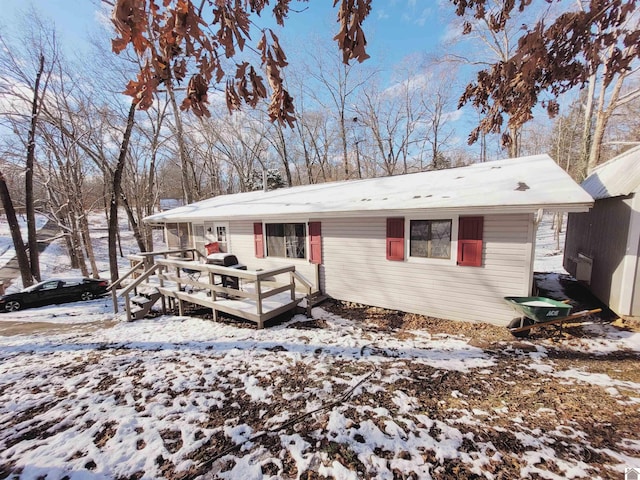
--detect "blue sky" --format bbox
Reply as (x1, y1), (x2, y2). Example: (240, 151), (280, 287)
(2, 1), (492, 155)
(2, 1), (452, 73)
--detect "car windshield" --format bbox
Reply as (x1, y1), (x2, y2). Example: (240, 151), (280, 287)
(22, 281), (57, 293)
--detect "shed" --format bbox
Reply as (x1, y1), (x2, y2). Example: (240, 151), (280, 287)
(564, 146), (640, 317)
(145, 154), (592, 325)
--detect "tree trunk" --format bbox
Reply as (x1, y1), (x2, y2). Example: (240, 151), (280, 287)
(60, 214), (79, 270)
(166, 82), (195, 204)
(579, 74), (597, 180)
(0, 170), (32, 287)
(588, 73), (625, 173)
(275, 124), (293, 187)
(508, 125), (520, 158)
(25, 54), (45, 283)
(79, 213), (98, 278)
(121, 193), (148, 253)
(340, 113), (349, 179)
(68, 208), (89, 277)
(108, 101), (137, 282)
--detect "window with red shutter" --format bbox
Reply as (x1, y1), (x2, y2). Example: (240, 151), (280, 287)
(253, 223), (264, 258)
(308, 222), (322, 264)
(457, 216), (483, 267)
(386, 218), (405, 261)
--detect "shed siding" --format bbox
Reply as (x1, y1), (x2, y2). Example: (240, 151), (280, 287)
(565, 196), (632, 314)
(634, 233), (640, 316)
(321, 214), (533, 325)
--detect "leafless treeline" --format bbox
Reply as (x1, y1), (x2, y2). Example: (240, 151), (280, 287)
(0, 3), (638, 284)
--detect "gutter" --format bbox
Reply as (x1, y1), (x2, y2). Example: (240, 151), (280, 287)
(142, 202), (594, 224)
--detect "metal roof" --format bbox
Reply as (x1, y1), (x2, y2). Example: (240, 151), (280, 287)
(145, 154), (594, 223)
(581, 146), (640, 200)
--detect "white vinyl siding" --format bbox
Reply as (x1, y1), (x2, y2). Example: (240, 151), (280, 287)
(321, 214), (533, 325)
(227, 220), (318, 284)
(193, 214), (533, 325)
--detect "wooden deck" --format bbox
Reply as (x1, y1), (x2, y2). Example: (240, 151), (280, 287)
(112, 250), (313, 327)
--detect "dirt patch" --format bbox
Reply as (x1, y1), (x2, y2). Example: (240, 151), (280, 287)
(323, 300), (515, 342)
(0, 320), (118, 336)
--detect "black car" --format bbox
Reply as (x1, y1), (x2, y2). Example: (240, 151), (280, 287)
(0, 277), (110, 312)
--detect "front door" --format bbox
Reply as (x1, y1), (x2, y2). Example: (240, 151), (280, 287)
(204, 222), (229, 253)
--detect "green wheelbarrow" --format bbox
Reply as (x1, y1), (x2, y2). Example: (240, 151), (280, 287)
(504, 296), (602, 338)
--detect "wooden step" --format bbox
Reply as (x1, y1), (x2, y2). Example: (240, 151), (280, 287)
(128, 291), (162, 321)
(307, 292), (329, 307)
(131, 295), (154, 305)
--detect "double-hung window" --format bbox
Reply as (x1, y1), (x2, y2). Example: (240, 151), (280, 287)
(266, 223), (306, 259)
(409, 219), (452, 259)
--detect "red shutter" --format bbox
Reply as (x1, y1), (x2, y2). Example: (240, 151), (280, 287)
(253, 223), (264, 258)
(308, 222), (322, 264)
(457, 216), (483, 267)
(386, 218), (405, 261)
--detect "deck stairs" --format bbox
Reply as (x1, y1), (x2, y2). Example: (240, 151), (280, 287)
(110, 249), (326, 325)
(305, 290), (330, 315)
(129, 288), (162, 320)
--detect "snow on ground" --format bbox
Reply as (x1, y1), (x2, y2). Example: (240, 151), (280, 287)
(1, 212), (147, 294)
(0, 215), (48, 270)
(533, 212), (567, 274)
(0, 211), (639, 479)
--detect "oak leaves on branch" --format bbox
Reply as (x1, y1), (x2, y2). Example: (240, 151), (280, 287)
(110, 0), (371, 126)
(453, 0), (639, 148)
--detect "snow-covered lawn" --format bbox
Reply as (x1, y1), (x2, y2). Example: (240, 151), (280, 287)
(1, 212), (640, 479)
(0, 216), (48, 272)
(1, 308), (640, 479)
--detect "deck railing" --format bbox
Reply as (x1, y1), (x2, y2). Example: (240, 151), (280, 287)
(111, 249), (314, 326)
(154, 257), (303, 327)
(109, 249), (200, 313)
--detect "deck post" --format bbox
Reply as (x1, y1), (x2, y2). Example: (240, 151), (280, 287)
(257, 274), (264, 328)
(256, 278), (263, 317)
(209, 272), (217, 300)
(124, 295), (131, 322)
(111, 289), (118, 313)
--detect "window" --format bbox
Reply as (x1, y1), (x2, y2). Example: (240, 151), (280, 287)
(409, 219), (452, 259)
(166, 222), (191, 250)
(266, 223), (306, 259)
(193, 224), (206, 255)
(40, 281), (60, 291)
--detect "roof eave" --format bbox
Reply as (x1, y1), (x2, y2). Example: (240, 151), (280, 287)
(143, 202), (594, 223)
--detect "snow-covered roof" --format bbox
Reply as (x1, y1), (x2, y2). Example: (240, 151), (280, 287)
(581, 146), (640, 200)
(145, 154), (593, 223)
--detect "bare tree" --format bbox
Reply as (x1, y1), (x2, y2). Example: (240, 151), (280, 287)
(305, 48), (374, 179)
(0, 15), (59, 285)
(451, 0), (640, 166)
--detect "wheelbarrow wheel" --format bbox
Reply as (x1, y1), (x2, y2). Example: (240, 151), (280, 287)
(507, 317), (534, 338)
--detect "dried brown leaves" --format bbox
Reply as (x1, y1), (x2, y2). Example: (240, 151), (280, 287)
(111, 0), (371, 125)
(454, 0), (640, 147)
